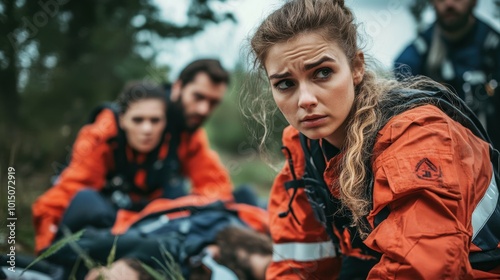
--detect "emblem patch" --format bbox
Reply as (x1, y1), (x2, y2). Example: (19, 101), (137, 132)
(415, 158), (442, 181)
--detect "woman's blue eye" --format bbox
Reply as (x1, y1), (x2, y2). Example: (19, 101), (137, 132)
(316, 68), (332, 79)
(275, 80), (295, 91)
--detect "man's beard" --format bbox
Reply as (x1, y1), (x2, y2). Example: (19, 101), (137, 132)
(437, 7), (472, 33)
(171, 95), (205, 133)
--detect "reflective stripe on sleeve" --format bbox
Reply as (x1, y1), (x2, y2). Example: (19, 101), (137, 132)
(472, 168), (499, 240)
(484, 31), (499, 50)
(272, 241), (337, 262)
(414, 36), (428, 55)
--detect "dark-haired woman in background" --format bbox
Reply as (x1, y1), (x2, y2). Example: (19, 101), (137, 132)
(33, 81), (234, 254)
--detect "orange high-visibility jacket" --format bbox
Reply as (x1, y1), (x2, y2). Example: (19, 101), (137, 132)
(32, 109), (233, 253)
(110, 194), (269, 236)
(267, 105), (500, 279)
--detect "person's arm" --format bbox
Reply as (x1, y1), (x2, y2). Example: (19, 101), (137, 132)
(490, 28), (500, 126)
(365, 105), (492, 279)
(32, 110), (115, 253)
(394, 33), (429, 78)
(179, 129), (233, 200)
(266, 126), (341, 280)
(482, 23), (500, 98)
(493, 33), (500, 92)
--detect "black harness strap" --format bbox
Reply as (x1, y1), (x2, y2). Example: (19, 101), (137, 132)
(153, 128), (186, 199)
(280, 146), (303, 224)
(298, 135), (341, 246)
(299, 134), (379, 259)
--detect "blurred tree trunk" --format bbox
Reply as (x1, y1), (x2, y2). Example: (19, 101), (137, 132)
(0, 0), (19, 125)
(0, 0), (21, 167)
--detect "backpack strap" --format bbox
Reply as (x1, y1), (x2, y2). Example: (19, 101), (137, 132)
(398, 89), (491, 143)
(145, 126), (186, 199)
(86, 102), (133, 189)
(299, 134), (379, 260)
(90, 103), (139, 208)
(298, 134), (340, 245)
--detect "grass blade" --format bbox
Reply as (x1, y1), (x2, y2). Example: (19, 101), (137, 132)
(106, 235), (119, 267)
(20, 229), (85, 276)
(138, 261), (166, 280)
(68, 256), (82, 280)
(60, 227), (95, 270)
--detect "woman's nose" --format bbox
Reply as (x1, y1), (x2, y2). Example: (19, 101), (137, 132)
(298, 84), (318, 109)
(140, 121), (153, 133)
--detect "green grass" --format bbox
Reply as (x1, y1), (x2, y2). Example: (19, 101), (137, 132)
(20, 229), (184, 279)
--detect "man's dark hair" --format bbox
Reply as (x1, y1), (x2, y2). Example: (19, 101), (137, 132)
(215, 226), (272, 280)
(178, 59), (230, 86)
(116, 81), (166, 113)
(121, 258), (155, 280)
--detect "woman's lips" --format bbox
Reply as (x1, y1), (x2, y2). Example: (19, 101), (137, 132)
(300, 115), (327, 128)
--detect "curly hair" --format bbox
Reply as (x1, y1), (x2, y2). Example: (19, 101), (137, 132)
(248, 0), (450, 233)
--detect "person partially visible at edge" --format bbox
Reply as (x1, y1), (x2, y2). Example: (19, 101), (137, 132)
(83, 225), (272, 280)
(164, 59), (262, 208)
(44, 196), (272, 280)
(394, 0), (500, 149)
(32, 63), (234, 254)
(245, 0), (500, 279)
(83, 226), (271, 280)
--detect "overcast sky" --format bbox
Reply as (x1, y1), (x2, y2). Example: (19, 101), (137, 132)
(154, 0), (500, 80)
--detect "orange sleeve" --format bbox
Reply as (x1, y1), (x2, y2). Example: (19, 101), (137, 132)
(230, 203), (269, 234)
(32, 109), (116, 253)
(266, 126), (341, 280)
(178, 128), (233, 200)
(365, 105), (494, 279)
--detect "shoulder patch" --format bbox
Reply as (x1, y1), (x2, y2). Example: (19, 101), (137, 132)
(380, 153), (461, 199)
(415, 158), (442, 181)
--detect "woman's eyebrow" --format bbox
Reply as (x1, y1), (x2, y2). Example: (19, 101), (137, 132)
(304, 56), (335, 71)
(269, 71), (291, 80)
(269, 56), (336, 80)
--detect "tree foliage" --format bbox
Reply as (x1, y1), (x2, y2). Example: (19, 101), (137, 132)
(0, 0), (235, 170)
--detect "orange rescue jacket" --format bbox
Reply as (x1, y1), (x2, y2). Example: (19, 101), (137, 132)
(32, 109), (233, 253)
(267, 105), (500, 279)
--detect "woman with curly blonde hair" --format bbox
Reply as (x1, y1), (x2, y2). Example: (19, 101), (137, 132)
(247, 0), (500, 279)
